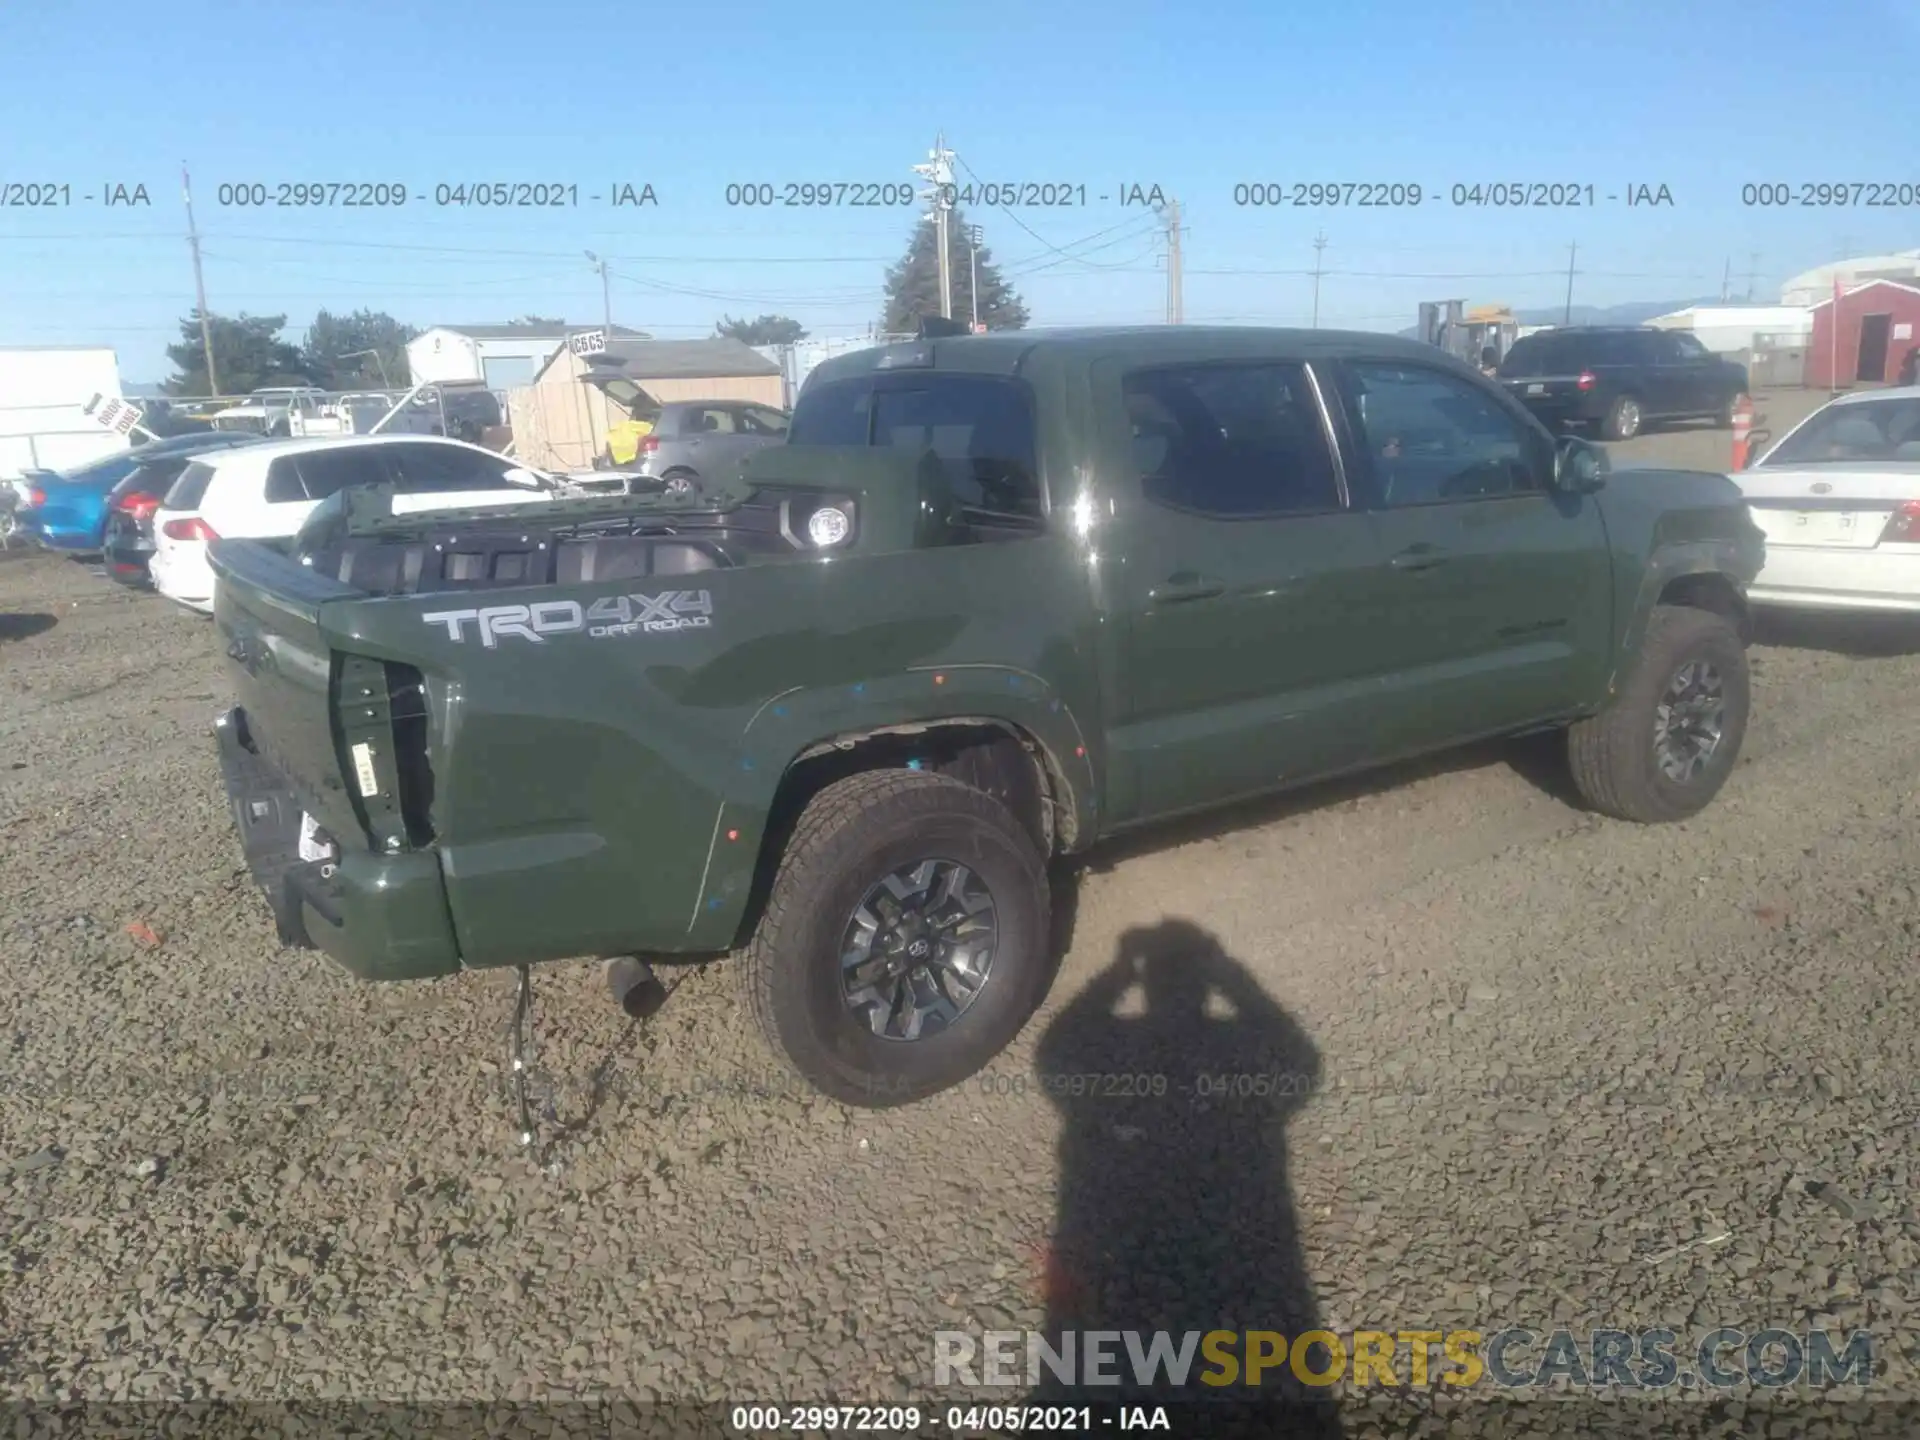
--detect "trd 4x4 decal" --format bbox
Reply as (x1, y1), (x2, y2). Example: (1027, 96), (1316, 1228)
(422, 590), (714, 647)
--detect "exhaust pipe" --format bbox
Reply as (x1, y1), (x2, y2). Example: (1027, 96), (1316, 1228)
(603, 956), (668, 1020)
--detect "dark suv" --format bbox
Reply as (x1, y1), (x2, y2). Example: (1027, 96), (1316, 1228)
(1498, 327), (1749, 441)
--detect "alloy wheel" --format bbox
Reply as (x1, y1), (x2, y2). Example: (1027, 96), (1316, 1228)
(839, 858), (998, 1041)
(1654, 660), (1726, 783)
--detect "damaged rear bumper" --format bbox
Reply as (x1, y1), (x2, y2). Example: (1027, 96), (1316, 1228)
(213, 707), (463, 981)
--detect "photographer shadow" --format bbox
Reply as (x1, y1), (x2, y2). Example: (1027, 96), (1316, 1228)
(1031, 919), (1341, 1435)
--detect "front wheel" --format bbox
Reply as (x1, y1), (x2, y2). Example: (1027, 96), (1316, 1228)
(1567, 604), (1750, 823)
(736, 770), (1051, 1107)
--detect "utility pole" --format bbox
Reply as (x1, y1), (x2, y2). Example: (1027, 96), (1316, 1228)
(912, 137), (957, 319)
(1744, 252), (1761, 303)
(1563, 241), (1578, 325)
(182, 164), (218, 396)
(1310, 231), (1328, 328)
(585, 251), (612, 333)
(966, 224), (983, 330)
(1721, 255), (1732, 303)
(1164, 199), (1184, 324)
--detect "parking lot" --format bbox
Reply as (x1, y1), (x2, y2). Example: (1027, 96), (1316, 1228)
(3, 407), (1917, 1428)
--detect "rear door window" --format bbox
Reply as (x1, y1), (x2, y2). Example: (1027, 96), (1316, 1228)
(1122, 362), (1343, 517)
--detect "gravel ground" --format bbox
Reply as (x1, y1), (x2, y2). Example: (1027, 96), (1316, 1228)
(3, 431), (1918, 1436)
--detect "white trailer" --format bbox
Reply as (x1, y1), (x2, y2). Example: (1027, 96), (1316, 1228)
(0, 347), (130, 480)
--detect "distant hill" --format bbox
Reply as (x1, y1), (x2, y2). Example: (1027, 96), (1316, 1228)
(1397, 297), (1721, 337)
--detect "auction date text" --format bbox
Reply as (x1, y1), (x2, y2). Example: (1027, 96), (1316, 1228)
(0, 182), (149, 206)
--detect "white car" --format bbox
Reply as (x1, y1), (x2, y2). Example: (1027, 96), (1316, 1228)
(149, 434), (554, 613)
(1733, 388), (1920, 614)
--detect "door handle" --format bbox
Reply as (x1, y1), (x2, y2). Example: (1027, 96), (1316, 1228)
(1149, 572), (1226, 605)
(1390, 543), (1448, 572)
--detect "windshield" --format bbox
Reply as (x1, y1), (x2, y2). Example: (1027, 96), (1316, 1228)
(1762, 397), (1920, 465)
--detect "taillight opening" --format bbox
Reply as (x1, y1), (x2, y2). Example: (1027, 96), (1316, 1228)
(118, 491), (161, 521)
(1880, 500), (1920, 544)
(1575, 371), (1597, 391)
(25, 486), (45, 508)
(640, 434), (661, 455)
(161, 516), (219, 542)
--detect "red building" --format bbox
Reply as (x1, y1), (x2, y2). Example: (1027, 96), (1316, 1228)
(1807, 279), (1920, 389)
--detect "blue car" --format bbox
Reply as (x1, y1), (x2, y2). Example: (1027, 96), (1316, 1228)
(16, 432), (262, 552)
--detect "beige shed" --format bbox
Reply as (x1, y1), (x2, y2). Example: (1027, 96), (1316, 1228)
(507, 337), (786, 471)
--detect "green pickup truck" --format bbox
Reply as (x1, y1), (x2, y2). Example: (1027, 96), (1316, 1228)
(209, 327), (1765, 1106)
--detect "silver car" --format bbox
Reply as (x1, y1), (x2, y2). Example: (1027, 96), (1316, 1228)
(624, 401), (790, 498)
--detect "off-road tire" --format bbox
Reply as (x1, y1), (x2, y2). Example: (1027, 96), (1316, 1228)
(1567, 604), (1749, 823)
(1602, 394), (1643, 441)
(737, 769), (1051, 1107)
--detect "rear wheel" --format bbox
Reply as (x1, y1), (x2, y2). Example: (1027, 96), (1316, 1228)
(1567, 604), (1749, 822)
(660, 469), (699, 500)
(737, 770), (1051, 1106)
(1602, 394), (1643, 441)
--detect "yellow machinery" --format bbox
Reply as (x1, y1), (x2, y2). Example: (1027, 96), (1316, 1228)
(1418, 301), (1520, 368)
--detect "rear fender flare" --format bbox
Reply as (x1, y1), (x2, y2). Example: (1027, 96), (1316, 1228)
(677, 667), (1099, 948)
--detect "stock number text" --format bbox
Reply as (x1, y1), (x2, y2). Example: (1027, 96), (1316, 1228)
(729, 1405), (922, 1433)
(1235, 181), (1422, 207)
(725, 181), (915, 206)
(1742, 181), (1920, 207)
(217, 181), (409, 208)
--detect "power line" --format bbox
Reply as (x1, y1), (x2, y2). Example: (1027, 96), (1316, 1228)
(1001, 216), (1163, 277)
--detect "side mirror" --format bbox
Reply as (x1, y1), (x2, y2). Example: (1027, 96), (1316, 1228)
(1553, 436), (1609, 493)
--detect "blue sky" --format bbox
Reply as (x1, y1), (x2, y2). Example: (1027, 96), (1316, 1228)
(1, 0), (1914, 381)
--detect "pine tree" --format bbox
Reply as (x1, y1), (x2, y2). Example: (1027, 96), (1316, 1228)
(881, 208), (1028, 334)
(163, 312), (313, 395)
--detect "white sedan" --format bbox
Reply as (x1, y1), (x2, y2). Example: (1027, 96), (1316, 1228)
(1733, 388), (1920, 614)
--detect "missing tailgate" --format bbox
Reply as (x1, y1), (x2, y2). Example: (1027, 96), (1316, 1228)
(385, 662), (436, 845)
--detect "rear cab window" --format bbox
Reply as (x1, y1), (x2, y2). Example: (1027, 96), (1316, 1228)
(788, 372), (1045, 536)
